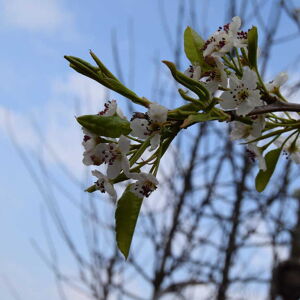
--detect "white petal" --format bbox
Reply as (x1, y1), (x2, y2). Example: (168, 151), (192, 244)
(274, 72), (288, 87)
(121, 156), (131, 178)
(148, 103), (168, 123)
(236, 100), (255, 116)
(82, 138), (97, 151)
(205, 81), (218, 94)
(145, 173), (159, 185)
(228, 75), (240, 89)
(118, 135), (130, 154)
(274, 137), (285, 148)
(184, 67), (193, 78)
(107, 160), (122, 179)
(83, 154), (93, 166)
(103, 181), (117, 201)
(193, 66), (201, 81)
(130, 118), (150, 139)
(243, 68), (257, 90)
(215, 58), (228, 88)
(91, 170), (105, 179)
(258, 156), (267, 171)
(251, 116), (265, 137)
(248, 91), (262, 106)
(230, 122), (250, 140)
(220, 92), (238, 109)
(128, 172), (142, 180)
(229, 16), (241, 34)
(130, 172), (159, 185)
(149, 134), (161, 151)
(247, 144), (266, 171)
(104, 100), (117, 116)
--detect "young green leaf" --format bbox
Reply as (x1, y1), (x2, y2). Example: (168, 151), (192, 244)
(247, 26), (258, 69)
(115, 185), (143, 259)
(184, 27), (212, 72)
(89, 50), (119, 81)
(255, 148), (281, 192)
(162, 61), (210, 100)
(180, 112), (220, 128)
(77, 115), (131, 138)
(184, 27), (204, 64)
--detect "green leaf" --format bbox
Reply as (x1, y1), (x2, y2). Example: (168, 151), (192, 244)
(184, 27), (212, 72)
(89, 50), (119, 81)
(247, 26), (258, 69)
(255, 148), (281, 192)
(180, 112), (219, 128)
(115, 185), (143, 259)
(102, 78), (139, 100)
(77, 115), (131, 138)
(65, 54), (150, 108)
(184, 27), (204, 64)
(162, 60), (210, 100)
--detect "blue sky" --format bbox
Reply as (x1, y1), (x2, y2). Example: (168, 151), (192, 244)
(1, 1), (300, 299)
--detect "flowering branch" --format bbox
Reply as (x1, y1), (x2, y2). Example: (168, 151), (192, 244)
(248, 101), (300, 115)
(65, 15), (300, 258)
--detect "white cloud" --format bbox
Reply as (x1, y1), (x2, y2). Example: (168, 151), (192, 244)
(0, 0), (74, 34)
(0, 72), (107, 174)
(0, 106), (39, 150)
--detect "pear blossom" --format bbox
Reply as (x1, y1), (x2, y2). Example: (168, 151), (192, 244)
(184, 59), (227, 94)
(96, 135), (131, 179)
(274, 136), (300, 164)
(203, 16), (248, 58)
(98, 100), (125, 119)
(230, 115), (265, 141)
(82, 127), (98, 151)
(220, 67), (262, 116)
(202, 58), (228, 93)
(230, 121), (252, 141)
(265, 72), (288, 93)
(82, 128), (102, 166)
(130, 103), (168, 151)
(92, 170), (117, 201)
(251, 115), (266, 137)
(184, 65), (201, 80)
(130, 172), (159, 199)
(247, 143), (266, 171)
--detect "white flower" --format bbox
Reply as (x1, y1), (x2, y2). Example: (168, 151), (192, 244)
(130, 118), (151, 139)
(203, 58), (228, 93)
(184, 65), (201, 80)
(247, 143), (266, 171)
(274, 136), (300, 164)
(230, 116), (265, 141)
(203, 16), (248, 58)
(82, 127), (102, 166)
(265, 72), (288, 93)
(129, 172), (159, 199)
(130, 103), (168, 151)
(148, 103), (168, 123)
(230, 121), (252, 141)
(220, 67), (262, 116)
(92, 170), (117, 201)
(251, 115), (265, 138)
(82, 128), (98, 151)
(96, 135), (131, 179)
(98, 100), (125, 119)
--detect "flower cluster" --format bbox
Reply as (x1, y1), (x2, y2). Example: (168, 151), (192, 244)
(182, 16), (300, 170)
(69, 15), (300, 257)
(81, 101), (169, 201)
(203, 16), (248, 58)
